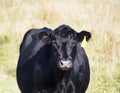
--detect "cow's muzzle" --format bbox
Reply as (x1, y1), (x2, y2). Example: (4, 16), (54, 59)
(58, 60), (72, 70)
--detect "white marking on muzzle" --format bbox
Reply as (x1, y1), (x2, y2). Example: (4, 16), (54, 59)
(58, 60), (72, 70)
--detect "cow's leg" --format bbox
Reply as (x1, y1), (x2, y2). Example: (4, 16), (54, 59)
(33, 63), (42, 93)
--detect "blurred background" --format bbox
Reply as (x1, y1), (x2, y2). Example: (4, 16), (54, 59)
(0, 0), (120, 93)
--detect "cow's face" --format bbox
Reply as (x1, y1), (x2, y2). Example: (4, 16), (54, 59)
(51, 30), (77, 70)
(42, 25), (91, 70)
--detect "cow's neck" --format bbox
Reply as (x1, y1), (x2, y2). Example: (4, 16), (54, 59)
(71, 44), (84, 77)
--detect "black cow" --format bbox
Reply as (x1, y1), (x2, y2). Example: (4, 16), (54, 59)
(17, 25), (91, 93)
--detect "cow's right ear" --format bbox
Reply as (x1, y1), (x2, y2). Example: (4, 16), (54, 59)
(39, 32), (48, 43)
(77, 31), (91, 42)
(46, 34), (55, 44)
(39, 32), (54, 44)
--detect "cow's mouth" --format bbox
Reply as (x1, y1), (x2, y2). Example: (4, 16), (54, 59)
(60, 67), (71, 70)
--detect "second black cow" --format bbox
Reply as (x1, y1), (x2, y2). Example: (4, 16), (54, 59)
(17, 25), (91, 93)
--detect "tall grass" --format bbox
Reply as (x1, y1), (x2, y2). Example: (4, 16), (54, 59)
(0, 0), (120, 93)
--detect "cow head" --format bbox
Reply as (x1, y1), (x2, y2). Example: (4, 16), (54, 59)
(41, 25), (91, 70)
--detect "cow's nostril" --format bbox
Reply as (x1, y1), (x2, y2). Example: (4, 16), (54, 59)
(60, 61), (63, 66)
(69, 61), (72, 65)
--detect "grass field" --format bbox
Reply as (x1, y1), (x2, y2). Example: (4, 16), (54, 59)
(0, 0), (120, 93)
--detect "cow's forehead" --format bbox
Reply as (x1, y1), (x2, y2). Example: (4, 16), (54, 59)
(54, 30), (76, 39)
(54, 33), (76, 43)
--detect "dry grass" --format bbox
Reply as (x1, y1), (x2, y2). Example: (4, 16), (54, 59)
(0, 0), (120, 93)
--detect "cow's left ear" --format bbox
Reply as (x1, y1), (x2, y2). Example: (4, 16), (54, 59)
(77, 31), (91, 42)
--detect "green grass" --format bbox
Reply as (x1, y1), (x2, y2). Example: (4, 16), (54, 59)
(0, 0), (120, 93)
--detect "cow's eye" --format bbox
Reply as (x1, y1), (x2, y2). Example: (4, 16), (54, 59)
(52, 41), (59, 49)
(72, 42), (77, 47)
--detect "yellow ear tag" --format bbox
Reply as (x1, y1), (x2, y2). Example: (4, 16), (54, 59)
(81, 36), (86, 48)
